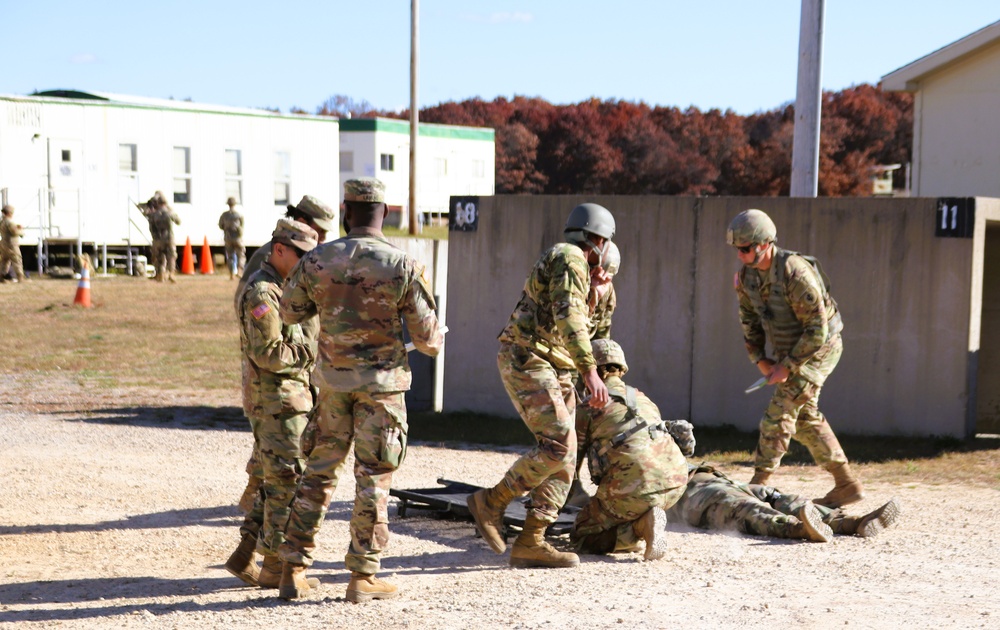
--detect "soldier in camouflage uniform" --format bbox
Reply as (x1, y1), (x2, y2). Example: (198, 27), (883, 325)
(146, 192), (181, 283)
(235, 195), (336, 308)
(468, 203), (616, 570)
(728, 209), (864, 509)
(667, 464), (900, 542)
(0, 205), (26, 282)
(224, 219), (321, 589)
(219, 197), (245, 280)
(570, 339), (690, 560)
(276, 177), (443, 603)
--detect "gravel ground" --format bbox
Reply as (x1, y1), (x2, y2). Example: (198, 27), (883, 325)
(2, 375), (1000, 629)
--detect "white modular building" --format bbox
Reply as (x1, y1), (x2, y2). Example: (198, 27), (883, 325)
(0, 90), (340, 263)
(338, 117), (495, 227)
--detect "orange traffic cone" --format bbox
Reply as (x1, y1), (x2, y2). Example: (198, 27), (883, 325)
(181, 237), (195, 275)
(200, 237), (215, 275)
(73, 266), (92, 308)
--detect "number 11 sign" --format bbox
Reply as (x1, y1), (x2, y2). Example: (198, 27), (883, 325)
(935, 198), (975, 238)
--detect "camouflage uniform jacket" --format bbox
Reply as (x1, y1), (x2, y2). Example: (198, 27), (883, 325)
(237, 260), (315, 418)
(588, 284), (616, 340)
(578, 375), (687, 488)
(235, 242), (271, 314)
(498, 242), (595, 373)
(279, 227), (442, 393)
(0, 217), (24, 250)
(735, 247), (843, 383)
(218, 209), (244, 243)
(666, 464), (752, 527)
(151, 206), (181, 246)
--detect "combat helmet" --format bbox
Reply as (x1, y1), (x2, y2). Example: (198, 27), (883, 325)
(565, 202), (616, 240)
(591, 338), (628, 375)
(726, 209), (777, 247)
(603, 241), (621, 276)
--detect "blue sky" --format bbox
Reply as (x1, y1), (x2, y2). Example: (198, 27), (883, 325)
(1, 1), (997, 115)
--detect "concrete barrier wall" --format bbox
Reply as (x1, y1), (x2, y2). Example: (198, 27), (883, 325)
(443, 196), (996, 437)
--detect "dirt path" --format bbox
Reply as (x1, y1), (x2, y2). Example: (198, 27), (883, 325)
(2, 377), (999, 629)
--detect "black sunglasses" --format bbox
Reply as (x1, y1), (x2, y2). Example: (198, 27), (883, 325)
(736, 244), (756, 254)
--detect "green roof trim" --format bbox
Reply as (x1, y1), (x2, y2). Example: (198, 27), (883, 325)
(339, 117), (495, 141)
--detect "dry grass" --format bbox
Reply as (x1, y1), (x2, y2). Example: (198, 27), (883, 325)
(4, 273), (1000, 488)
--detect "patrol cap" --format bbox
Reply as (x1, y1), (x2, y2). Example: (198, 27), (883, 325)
(287, 195), (336, 232)
(226, 196), (237, 207)
(1, 204), (12, 216)
(272, 218), (319, 253)
(343, 177), (386, 203)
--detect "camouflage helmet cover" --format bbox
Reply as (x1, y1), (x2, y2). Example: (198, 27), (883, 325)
(565, 202), (615, 240)
(1, 204), (12, 216)
(591, 338), (628, 375)
(726, 209), (776, 247)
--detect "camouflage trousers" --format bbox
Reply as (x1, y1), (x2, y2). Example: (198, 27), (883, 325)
(0, 244), (25, 281)
(249, 409), (310, 554)
(279, 389), (407, 575)
(224, 240), (246, 275)
(238, 450), (265, 539)
(570, 433), (688, 554)
(755, 337), (847, 473)
(497, 342), (577, 523)
(665, 469), (834, 538)
(151, 239), (176, 279)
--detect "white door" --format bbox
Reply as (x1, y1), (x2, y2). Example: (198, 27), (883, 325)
(47, 138), (84, 239)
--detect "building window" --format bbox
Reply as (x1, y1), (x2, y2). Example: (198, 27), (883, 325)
(225, 149), (242, 203)
(61, 149), (71, 162)
(472, 159), (485, 178)
(433, 157), (448, 177)
(274, 151), (290, 206)
(340, 151), (354, 172)
(119, 143), (137, 172)
(173, 146), (191, 203)
(380, 153), (394, 172)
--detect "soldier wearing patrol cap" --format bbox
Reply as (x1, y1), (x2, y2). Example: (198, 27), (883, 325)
(235, 195), (337, 308)
(468, 202), (617, 570)
(225, 218), (322, 590)
(219, 197), (245, 280)
(275, 177), (443, 603)
(728, 208), (863, 509)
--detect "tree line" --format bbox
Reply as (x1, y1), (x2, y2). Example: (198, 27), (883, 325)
(308, 84), (912, 197)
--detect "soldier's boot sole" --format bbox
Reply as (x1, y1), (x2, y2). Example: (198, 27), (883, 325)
(638, 507), (669, 561)
(468, 489), (506, 554)
(797, 504), (834, 543)
(856, 497), (901, 538)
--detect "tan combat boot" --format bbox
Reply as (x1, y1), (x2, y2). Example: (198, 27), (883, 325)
(346, 572), (399, 603)
(467, 481), (516, 554)
(632, 507), (669, 561)
(257, 553), (283, 589)
(278, 562), (321, 600)
(828, 498), (901, 538)
(223, 533), (260, 586)
(816, 463), (865, 508)
(749, 469), (772, 485)
(789, 503), (833, 542)
(509, 516), (580, 568)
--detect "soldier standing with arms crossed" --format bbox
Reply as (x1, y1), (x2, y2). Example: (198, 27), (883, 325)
(225, 219), (320, 589)
(219, 196), (245, 279)
(468, 203), (615, 569)
(276, 178), (443, 602)
(728, 209), (863, 508)
(0, 205), (26, 282)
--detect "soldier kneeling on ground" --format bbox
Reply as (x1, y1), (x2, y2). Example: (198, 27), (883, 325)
(569, 339), (690, 561)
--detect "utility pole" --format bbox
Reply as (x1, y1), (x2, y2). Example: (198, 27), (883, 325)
(408, 0), (419, 234)
(790, 0), (825, 197)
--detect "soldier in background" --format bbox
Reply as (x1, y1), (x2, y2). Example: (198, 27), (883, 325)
(235, 196), (335, 306)
(667, 464), (900, 542)
(145, 191), (181, 283)
(0, 205), (26, 282)
(570, 339), (690, 561)
(219, 197), (245, 280)
(225, 219), (320, 589)
(275, 177), (442, 603)
(468, 203), (616, 570)
(728, 209), (863, 509)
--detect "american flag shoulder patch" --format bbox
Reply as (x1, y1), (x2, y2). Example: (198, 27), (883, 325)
(251, 302), (271, 319)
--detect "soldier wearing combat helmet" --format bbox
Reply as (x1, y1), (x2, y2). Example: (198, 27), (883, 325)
(728, 209), (863, 509)
(468, 202), (617, 570)
(275, 177), (443, 603)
